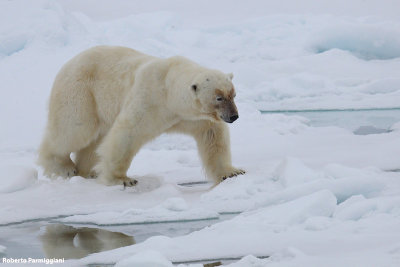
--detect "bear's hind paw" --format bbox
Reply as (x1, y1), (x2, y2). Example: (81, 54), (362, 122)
(53, 165), (77, 178)
(97, 175), (138, 187)
(66, 168), (77, 177)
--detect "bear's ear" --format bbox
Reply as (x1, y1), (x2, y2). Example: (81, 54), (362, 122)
(191, 84), (198, 93)
(227, 73), (234, 80)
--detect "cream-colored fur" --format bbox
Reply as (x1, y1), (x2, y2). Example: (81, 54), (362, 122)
(38, 46), (244, 186)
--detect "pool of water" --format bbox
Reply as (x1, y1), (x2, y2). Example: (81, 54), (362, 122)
(0, 214), (236, 264)
(261, 108), (400, 133)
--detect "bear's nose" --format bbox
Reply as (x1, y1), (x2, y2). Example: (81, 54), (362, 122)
(229, 114), (238, 123)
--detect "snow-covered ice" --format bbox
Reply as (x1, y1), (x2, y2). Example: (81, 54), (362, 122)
(115, 250), (173, 267)
(0, 164), (37, 193)
(1, 0), (400, 266)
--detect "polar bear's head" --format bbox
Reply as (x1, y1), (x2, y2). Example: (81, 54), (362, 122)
(191, 71), (239, 123)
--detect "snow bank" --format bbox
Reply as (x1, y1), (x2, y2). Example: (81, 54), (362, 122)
(225, 255), (271, 267)
(227, 190), (337, 227)
(274, 157), (322, 187)
(334, 195), (400, 220)
(200, 158), (387, 213)
(0, 1), (91, 57)
(262, 173), (377, 207)
(310, 23), (400, 60)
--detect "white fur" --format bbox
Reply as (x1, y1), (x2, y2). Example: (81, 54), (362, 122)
(38, 46), (244, 186)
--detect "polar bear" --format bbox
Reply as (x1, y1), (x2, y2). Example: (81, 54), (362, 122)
(38, 46), (245, 186)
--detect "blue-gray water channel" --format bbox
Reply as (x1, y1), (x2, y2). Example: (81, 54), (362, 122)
(261, 108), (400, 134)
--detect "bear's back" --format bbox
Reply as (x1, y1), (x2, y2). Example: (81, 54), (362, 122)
(52, 46), (156, 128)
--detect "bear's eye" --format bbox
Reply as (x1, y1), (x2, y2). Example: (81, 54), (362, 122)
(216, 96), (223, 102)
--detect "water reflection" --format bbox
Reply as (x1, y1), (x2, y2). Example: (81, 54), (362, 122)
(40, 224), (135, 259)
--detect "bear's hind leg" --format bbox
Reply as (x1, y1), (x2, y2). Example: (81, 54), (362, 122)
(38, 139), (77, 178)
(75, 137), (102, 178)
(38, 79), (99, 179)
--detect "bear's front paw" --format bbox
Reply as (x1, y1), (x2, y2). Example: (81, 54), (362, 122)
(221, 168), (246, 181)
(122, 177), (138, 188)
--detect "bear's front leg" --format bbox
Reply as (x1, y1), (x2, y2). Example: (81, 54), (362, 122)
(195, 121), (245, 184)
(95, 114), (146, 187)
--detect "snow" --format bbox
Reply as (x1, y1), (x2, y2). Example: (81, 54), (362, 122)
(71, 187), (400, 266)
(226, 255), (271, 267)
(0, 165), (37, 193)
(1, 0), (400, 266)
(115, 250), (173, 267)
